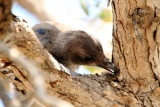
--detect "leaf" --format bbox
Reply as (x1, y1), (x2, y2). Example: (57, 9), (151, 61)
(98, 9), (112, 22)
(80, 0), (89, 15)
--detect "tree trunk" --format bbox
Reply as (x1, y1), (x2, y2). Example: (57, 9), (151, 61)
(112, 0), (160, 106)
(0, 0), (160, 107)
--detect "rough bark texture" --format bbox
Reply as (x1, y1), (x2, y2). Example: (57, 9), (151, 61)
(0, 0), (12, 39)
(0, 21), (120, 107)
(0, 0), (160, 107)
(112, 0), (160, 106)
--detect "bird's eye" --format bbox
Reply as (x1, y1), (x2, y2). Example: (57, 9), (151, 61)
(36, 29), (47, 35)
(84, 56), (94, 62)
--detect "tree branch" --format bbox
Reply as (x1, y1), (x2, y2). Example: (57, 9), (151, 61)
(0, 0), (13, 39)
(0, 80), (12, 107)
(0, 21), (124, 106)
(0, 41), (73, 107)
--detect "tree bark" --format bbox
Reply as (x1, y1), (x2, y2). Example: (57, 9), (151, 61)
(112, 0), (160, 106)
(0, 21), (120, 107)
(0, 0), (160, 107)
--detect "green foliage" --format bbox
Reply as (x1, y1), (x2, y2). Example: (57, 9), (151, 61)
(98, 9), (112, 22)
(79, 0), (112, 22)
(80, 0), (89, 15)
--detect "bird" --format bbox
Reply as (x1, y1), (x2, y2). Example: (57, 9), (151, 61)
(32, 22), (119, 74)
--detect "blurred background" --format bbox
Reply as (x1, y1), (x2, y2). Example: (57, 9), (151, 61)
(12, 0), (113, 74)
(0, 0), (113, 106)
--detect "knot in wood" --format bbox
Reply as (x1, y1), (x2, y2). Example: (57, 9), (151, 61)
(132, 7), (154, 28)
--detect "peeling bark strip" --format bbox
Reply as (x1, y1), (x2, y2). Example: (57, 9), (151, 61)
(0, 0), (13, 39)
(112, 0), (160, 106)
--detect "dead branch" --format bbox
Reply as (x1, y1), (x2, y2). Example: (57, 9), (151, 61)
(14, 0), (70, 31)
(0, 80), (12, 107)
(0, 41), (73, 107)
(14, 0), (50, 21)
(0, 21), (123, 107)
(0, 0), (13, 39)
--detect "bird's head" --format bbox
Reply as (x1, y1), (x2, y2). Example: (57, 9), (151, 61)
(32, 22), (61, 52)
(33, 22), (61, 38)
(58, 30), (119, 74)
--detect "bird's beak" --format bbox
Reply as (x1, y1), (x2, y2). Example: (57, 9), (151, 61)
(97, 58), (119, 74)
